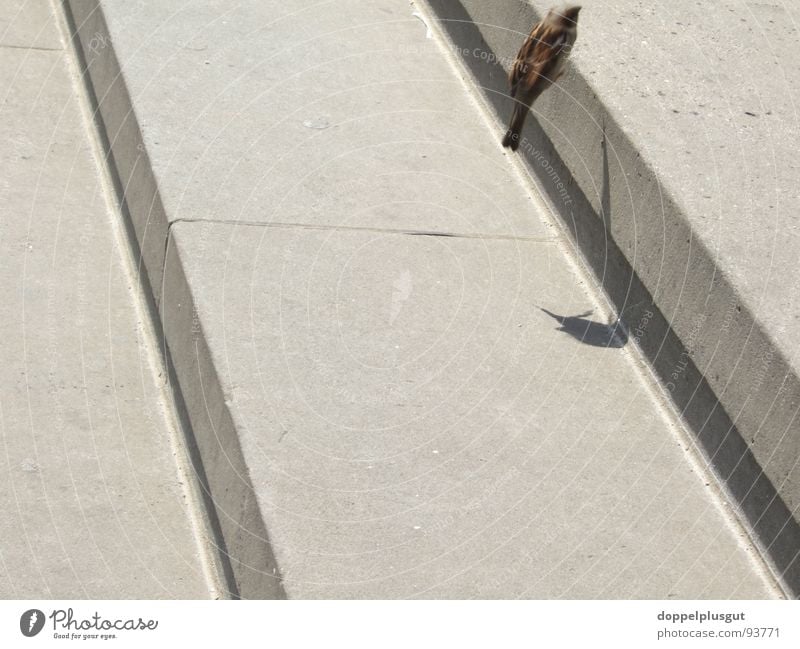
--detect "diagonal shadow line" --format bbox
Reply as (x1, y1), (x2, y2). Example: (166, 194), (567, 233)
(601, 123), (610, 232)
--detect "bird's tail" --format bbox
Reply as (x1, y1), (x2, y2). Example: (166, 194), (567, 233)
(502, 104), (529, 151)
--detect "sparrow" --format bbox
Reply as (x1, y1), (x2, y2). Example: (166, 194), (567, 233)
(502, 5), (581, 151)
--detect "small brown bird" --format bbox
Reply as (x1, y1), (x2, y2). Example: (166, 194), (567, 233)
(502, 5), (581, 151)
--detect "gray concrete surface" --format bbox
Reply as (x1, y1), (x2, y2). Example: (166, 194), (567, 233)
(0, 0), (214, 598)
(1, 0), (62, 49)
(424, 0), (800, 594)
(63, 0), (786, 596)
(165, 218), (775, 598)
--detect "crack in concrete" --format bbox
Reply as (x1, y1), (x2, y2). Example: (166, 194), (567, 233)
(167, 217), (557, 243)
(0, 43), (63, 52)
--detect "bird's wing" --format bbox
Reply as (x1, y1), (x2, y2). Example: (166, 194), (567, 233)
(509, 20), (568, 94)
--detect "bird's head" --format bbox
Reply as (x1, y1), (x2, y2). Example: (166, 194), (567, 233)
(555, 5), (582, 25)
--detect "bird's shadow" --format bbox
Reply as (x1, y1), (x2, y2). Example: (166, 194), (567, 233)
(539, 307), (628, 348)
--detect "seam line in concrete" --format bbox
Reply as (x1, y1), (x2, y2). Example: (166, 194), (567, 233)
(0, 43), (63, 52)
(168, 217), (558, 243)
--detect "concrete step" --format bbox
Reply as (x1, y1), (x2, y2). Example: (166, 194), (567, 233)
(0, 0), (215, 598)
(424, 0), (800, 595)
(62, 0), (787, 597)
